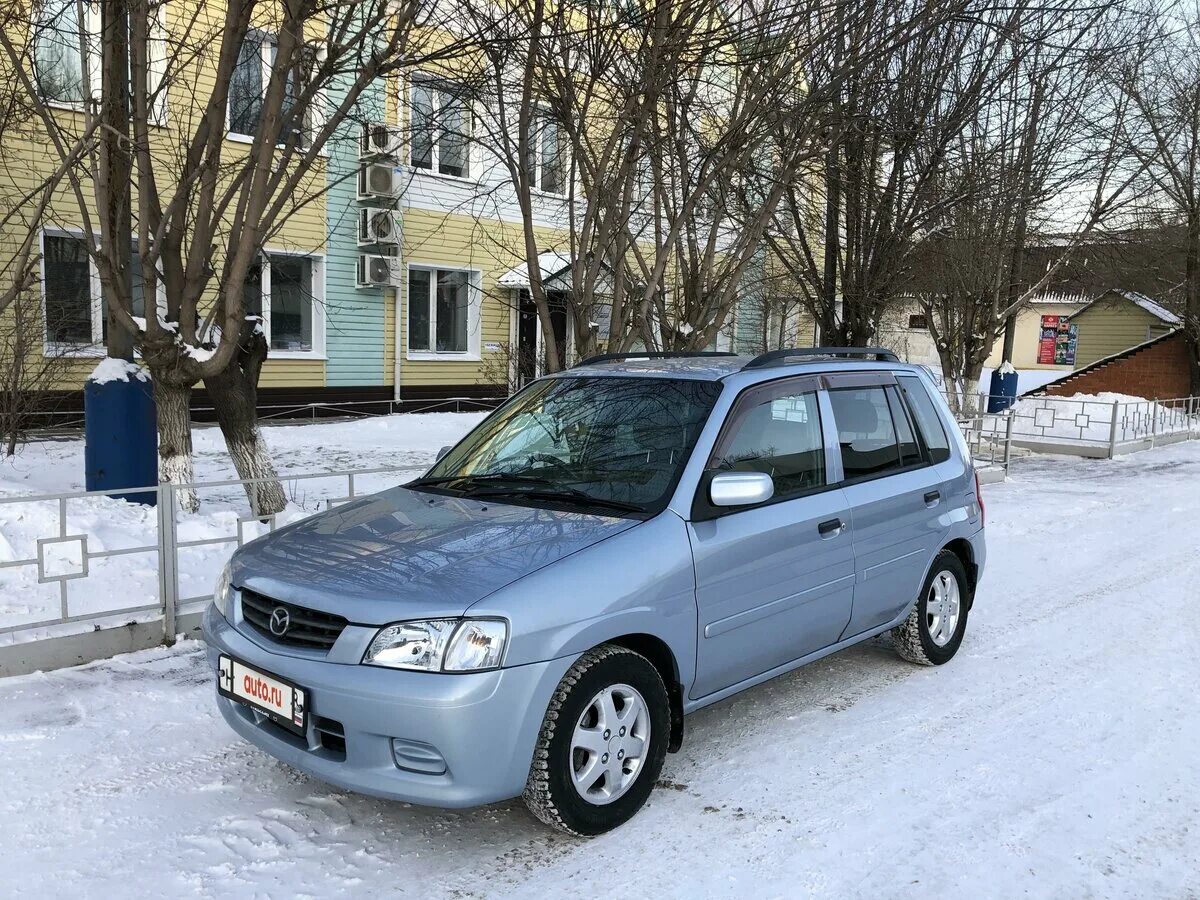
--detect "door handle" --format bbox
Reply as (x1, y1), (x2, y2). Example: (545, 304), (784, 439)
(818, 518), (843, 537)
(924, 490), (941, 506)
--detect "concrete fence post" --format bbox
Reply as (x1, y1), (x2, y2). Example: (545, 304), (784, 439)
(157, 483), (180, 647)
(1107, 401), (1121, 458)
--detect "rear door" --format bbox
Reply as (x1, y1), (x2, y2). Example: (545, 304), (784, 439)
(824, 373), (950, 637)
(688, 376), (855, 699)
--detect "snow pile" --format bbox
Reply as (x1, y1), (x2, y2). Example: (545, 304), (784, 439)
(87, 358), (151, 385)
(1, 442), (1199, 896)
(0, 411), (486, 637)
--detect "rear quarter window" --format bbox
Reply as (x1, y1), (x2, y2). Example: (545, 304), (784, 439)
(897, 375), (952, 463)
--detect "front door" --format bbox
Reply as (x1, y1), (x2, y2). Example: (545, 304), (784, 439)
(516, 291), (538, 388)
(688, 378), (855, 699)
(515, 290), (571, 388)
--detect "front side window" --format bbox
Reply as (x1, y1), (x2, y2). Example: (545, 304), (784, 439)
(410, 76), (471, 177)
(828, 386), (906, 479)
(712, 388), (825, 500)
(408, 267), (473, 353)
(33, 0), (86, 103)
(416, 376), (722, 515)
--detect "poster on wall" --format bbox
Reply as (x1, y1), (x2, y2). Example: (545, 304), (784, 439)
(1038, 315), (1078, 365)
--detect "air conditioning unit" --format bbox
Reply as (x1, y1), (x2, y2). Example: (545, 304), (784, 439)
(359, 122), (403, 160)
(358, 163), (400, 199)
(357, 254), (403, 288)
(358, 207), (400, 245)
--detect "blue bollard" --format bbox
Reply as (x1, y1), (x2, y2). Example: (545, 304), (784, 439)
(987, 367), (1020, 413)
(84, 360), (158, 505)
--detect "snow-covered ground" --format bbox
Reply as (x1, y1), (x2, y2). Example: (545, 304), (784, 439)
(0, 413), (486, 634)
(1, 442), (1198, 898)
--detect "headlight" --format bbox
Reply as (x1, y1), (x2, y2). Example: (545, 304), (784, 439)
(363, 619), (508, 672)
(213, 561), (234, 619)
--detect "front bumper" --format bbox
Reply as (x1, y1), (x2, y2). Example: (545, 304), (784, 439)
(201, 605), (576, 808)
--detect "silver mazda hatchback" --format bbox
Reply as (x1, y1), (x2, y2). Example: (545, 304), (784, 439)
(203, 348), (985, 835)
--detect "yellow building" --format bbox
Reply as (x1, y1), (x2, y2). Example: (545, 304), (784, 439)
(1068, 289), (1182, 368)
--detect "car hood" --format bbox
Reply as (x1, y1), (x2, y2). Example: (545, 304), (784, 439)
(230, 486), (639, 624)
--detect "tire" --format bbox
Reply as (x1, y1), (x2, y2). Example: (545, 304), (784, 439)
(893, 550), (970, 666)
(523, 644), (670, 836)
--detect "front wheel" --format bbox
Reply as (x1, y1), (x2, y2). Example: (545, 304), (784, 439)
(523, 645), (670, 836)
(892, 550), (970, 666)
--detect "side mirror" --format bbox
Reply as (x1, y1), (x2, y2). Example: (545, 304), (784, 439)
(435, 445), (452, 462)
(709, 471), (774, 508)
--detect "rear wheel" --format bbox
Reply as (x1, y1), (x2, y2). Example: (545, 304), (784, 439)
(523, 645), (669, 836)
(893, 550), (969, 666)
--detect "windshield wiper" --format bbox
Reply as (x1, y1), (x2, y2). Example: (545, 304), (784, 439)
(407, 472), (556, 490)
(465, 485), (644, 515)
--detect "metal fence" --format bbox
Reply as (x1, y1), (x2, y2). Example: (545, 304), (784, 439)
(18, 395), (504, 437)
(954, 410), (1015, 483)
(0, 465), (425, 677)
(26, 391), (1179, 676)
(949, 393), (1200, 458)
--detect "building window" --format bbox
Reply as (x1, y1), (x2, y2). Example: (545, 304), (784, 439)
(410, 76), (471, 177)
(230, 32), (320, 146)
(43, 234), (93, 344)
(33, 0), (86, 103)
(524, 113), (564, 194)
(32, 2), (167, 120)
(244, 253), (324, 354)
(408, 267), (475, 354)
(42, 232), (152, 350)
(908, 313), (928, 330)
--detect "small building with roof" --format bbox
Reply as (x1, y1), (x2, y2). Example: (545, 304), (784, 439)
(1070, 289), (1182, 368)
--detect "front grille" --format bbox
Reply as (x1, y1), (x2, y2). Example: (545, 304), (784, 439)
(240, 589), (348, 650)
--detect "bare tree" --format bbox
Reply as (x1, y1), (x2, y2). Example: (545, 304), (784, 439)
(1116, 5), (1200, 394)
(0, 0), (486, 512)
(770, 0), (1085, 351)
(0, 287), (73, 455)
(909, 2), (1147, 409)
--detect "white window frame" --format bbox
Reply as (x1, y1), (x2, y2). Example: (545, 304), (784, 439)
(227, 31), (328, 148)
(40, 228), (169, 357)
(252, 250), (327, 359)
(40, 228), (102, 356)
(34, 1), (168, 124)
(526, 108), (566, 197)
(407, 72), (475, 181)
(405, 263), (482, 361)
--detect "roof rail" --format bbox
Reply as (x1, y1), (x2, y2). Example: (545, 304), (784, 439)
(742, 347), (900, 369)
(572, 351), (738, 368)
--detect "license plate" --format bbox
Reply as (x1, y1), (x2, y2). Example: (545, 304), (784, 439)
(217, 655), (307, 735)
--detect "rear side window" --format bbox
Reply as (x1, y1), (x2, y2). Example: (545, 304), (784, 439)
(897, 375), (951, 463)
(886, 387), (922, 466)
(828, 386), (907, 479)
(712, 389), (825, 499)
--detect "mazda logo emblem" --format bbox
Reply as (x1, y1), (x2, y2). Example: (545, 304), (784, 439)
(269, 607), (290, 637)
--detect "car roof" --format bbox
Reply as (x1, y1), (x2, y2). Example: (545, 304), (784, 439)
(548, 355), (930, 385)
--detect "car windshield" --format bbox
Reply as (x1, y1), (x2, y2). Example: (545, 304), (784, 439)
(412, 376), (722, 516)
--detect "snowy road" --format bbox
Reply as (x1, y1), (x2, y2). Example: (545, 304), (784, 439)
(2, 444), (1198, 898)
